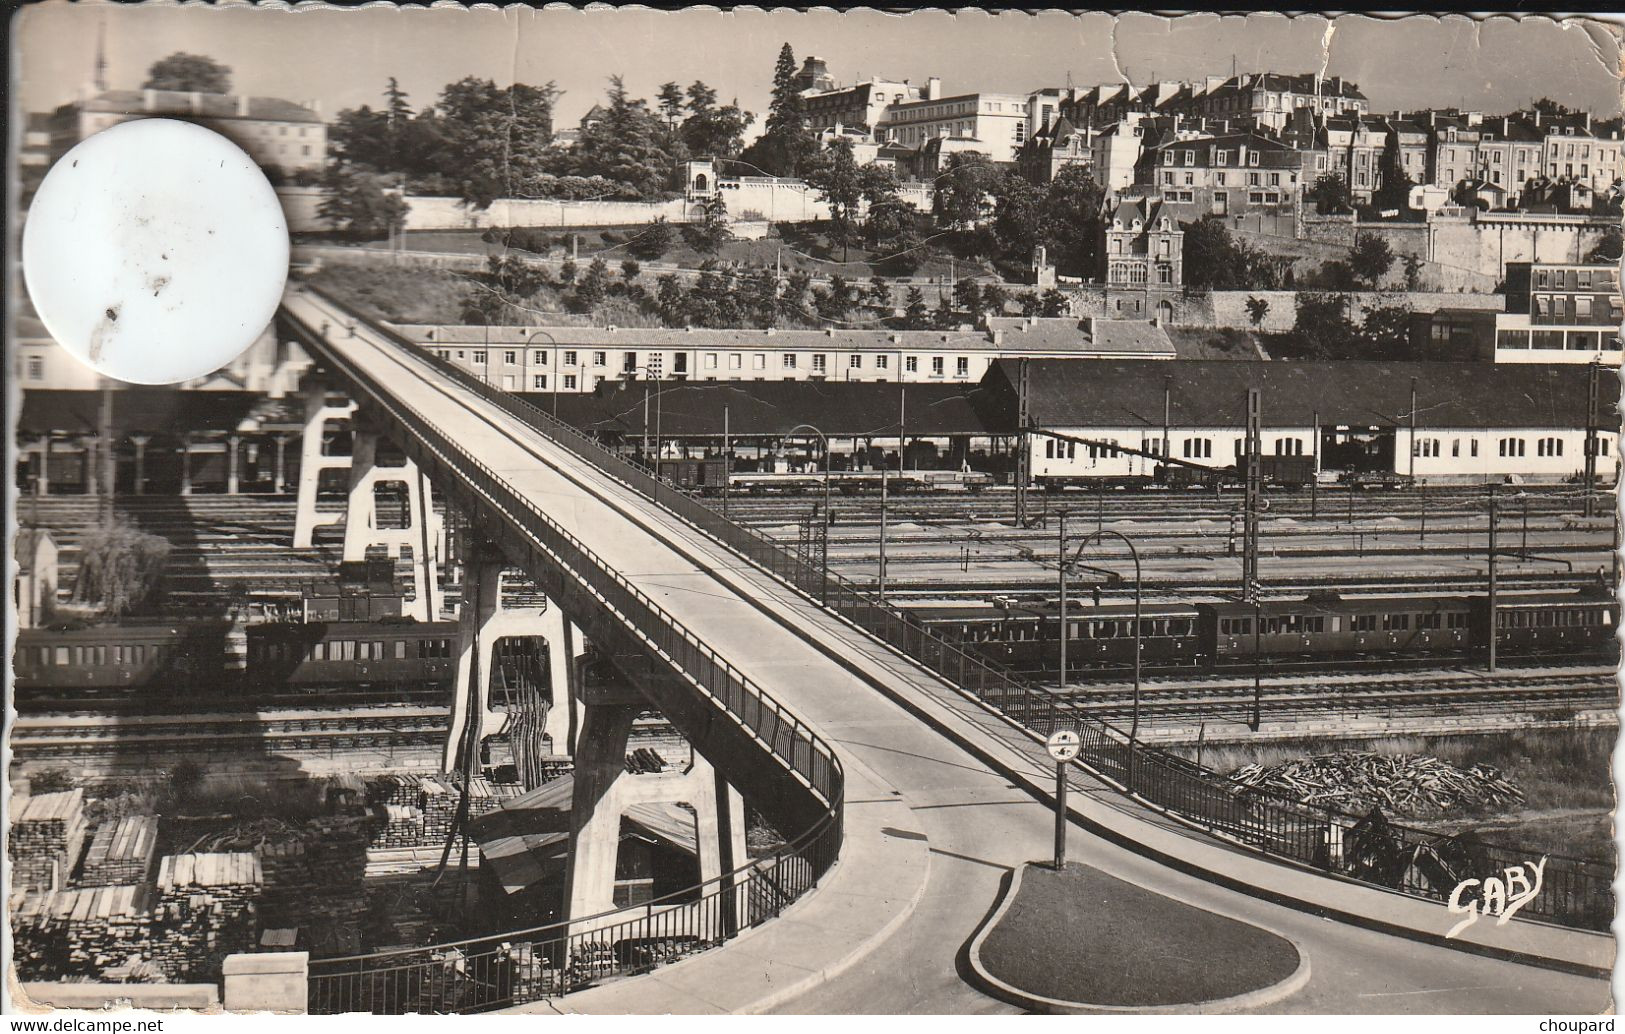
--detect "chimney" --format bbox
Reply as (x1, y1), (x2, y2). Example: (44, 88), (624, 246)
(927, 77), (943, 101)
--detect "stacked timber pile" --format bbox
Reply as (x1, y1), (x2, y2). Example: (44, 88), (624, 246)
(9, 790), (89, 891)
(10, 885), (156, 982)
(372, 804), (427, 847)
(254, 814), (372, 935)
(151, 852), (262, 981)
(1230, 752), (1525, 818)
(625, 749), (669, 774)
(80, 816), (160, 888)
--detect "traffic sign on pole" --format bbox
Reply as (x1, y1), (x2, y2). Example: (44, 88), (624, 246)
(1045, 729), (1080, 869)
(1046, 729), (1081, 762)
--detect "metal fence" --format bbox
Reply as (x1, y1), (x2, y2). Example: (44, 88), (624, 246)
(307, 811), (840, 1014)
(305, 289), (1609, 939)
(289, 299), (845, 1012)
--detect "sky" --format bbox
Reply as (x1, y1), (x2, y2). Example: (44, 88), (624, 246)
(14, 6), (1625, 136)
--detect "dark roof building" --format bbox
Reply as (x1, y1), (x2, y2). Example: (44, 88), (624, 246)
(978, 359), (1618, 431)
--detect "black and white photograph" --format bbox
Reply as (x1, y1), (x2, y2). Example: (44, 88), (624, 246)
(4, 5), (1621, 1019)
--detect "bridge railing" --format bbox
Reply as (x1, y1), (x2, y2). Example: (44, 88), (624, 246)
(306, 289), (1609, 933)
(307, 808), (838, 1015)
(287, 300), (844, 1011)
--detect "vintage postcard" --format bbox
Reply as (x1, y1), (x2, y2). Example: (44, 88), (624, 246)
(5, 5), (1620, 1020)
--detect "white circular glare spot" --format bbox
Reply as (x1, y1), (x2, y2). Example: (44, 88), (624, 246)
(23, 118), (289, 385)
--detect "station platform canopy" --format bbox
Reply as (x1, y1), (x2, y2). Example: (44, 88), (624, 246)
(18, 388), (299, 439)
(979, 359), (1618, 432)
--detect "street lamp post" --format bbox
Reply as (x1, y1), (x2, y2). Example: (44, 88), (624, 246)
(1066, 529), (1144, 741)
(786, 423), (831, 604)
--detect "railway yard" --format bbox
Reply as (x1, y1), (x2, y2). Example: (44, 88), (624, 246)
(9, 457), (1620, 993)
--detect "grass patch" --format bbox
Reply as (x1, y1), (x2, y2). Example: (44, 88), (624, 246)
(308, 262), (472, 325)
(975, 862), (1300, 1009)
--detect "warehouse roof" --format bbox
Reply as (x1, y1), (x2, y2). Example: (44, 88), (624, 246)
(19, 389), (295, 437)
(979, 359), (1619, 430)
(520, 379), (991, 437)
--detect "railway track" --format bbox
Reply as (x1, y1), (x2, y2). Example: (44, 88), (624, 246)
(724, 486), (1608, 525)
(9, 704), (451, 759)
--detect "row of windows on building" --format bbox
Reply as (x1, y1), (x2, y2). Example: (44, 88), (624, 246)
(1160, 170), (1291, 187)
(1163, 149), (1267, 167)
(1533, 294), (1613, 319)
(1497, 330), (1622, 350)
(1412, 436), (1608, 459)
(434, 347), (973, 377)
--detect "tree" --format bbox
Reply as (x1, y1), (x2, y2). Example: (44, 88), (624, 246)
(1349, 233), (1395, 289)
(1018, 292), (1043, 317)
(1042, 166), (1106, 277)
(629, 217), (676, 260)
(433, 76), (560, 209)
(1360, 304), (1413, 360)
(656, 274), (686, 325)
(680, 82), (752, 160)
(570, 257), (611, 312)
(954, 278), (983, 318)
(1402, 254), (1424, 290)
(902, 287), (930, 329)
(739, 43), (816, 177)
(804, 138), (864, 261)
(72, 522), (170, 618)
(934, 153), (999, 229)
(571, 76), (676, 199)
(1040, 289), (1069, 318)
(318, 168), (411, 241)
(745, 269), (785, 328)
(1245, 296), (1270, 328)
(991, 171), (1045, 261)
(1309, 174), (1353, 215)
(1292, 293), (1361, 360)
(1183, 217), (1246, 290)
(682, 194), (732, 254)
(621, 258), (642, 281)
(875, 227), (926, 275)
(867, 276), (893, 311)
(981, 283), (1008, 316)
(657, 82), (687, 136)
(143, 52), (231, 93)
(1374, 162), (1416, 215)
(861, 165), (914, 249)
(1586, 226), (1623, 262)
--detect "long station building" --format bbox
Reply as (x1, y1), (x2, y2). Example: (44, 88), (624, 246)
(15, 359), (1618, 496)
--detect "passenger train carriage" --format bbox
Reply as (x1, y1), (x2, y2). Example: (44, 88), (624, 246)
(913, 589), (1617, 675)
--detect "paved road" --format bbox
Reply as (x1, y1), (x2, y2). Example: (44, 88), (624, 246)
(294, 290), (1610, 1014)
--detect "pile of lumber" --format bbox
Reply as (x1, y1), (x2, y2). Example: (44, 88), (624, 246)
(10, 884), (155, 981)
(9, 790), (89, 891)
(80, 816), (160, 888)
(1230, 752), (1525, 818)
(151, 852), (263, 982)
(372, 804), (427, 847)
(253, 817), (374, 937)
(625, 749), (669, 775)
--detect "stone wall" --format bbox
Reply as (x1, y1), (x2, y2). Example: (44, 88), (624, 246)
(1066, 285), (1505, 331)
(278, 179), (936, 235)
(1299, 213), (1357, 247)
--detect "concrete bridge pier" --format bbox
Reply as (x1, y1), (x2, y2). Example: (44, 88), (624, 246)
(562, 687), (749, 941)
(340, 426), (440, 566)
(442, 553), (572, 773)
(291, 387), (357, 548)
